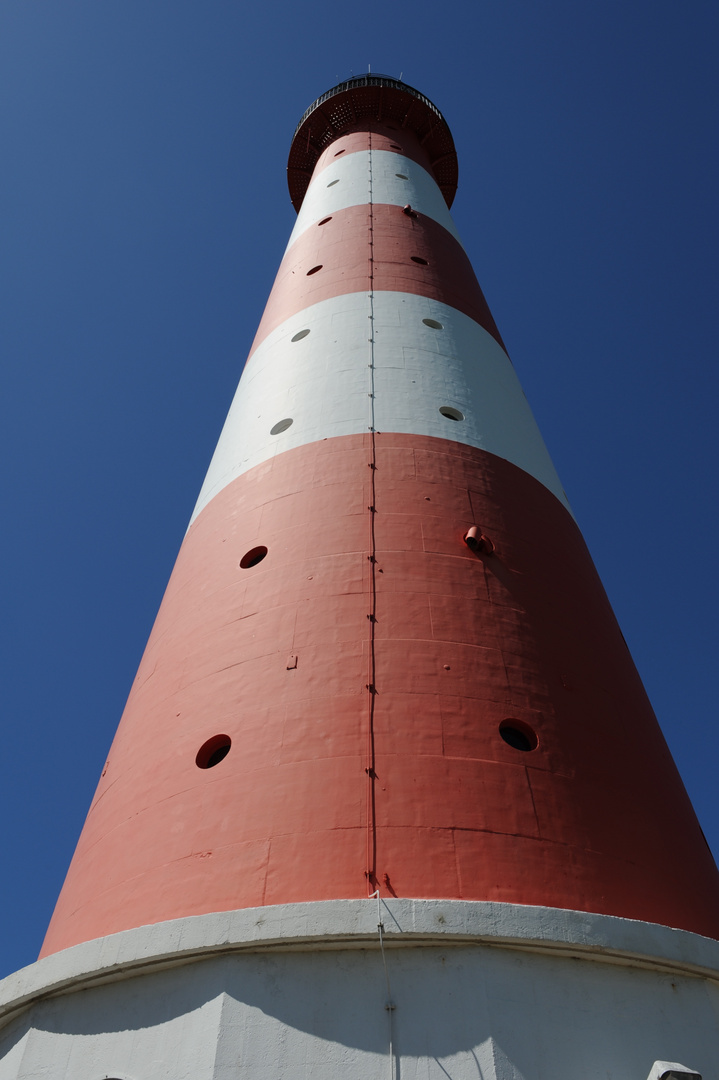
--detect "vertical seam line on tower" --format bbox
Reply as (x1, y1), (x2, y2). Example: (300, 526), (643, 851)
(366, 130), (378, 896)
(367, 134), (394, 1080)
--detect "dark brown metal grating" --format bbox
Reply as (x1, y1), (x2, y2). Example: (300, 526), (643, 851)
(288, 75), (458, 212)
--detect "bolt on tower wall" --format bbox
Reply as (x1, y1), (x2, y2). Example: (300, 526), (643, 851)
(1, 77), (718, 1080)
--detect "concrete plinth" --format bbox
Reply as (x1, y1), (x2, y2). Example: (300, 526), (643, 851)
(1, 900), (716, 1079)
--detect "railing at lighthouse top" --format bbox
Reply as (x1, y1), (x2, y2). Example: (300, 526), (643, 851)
(291, 75), (446, 137)
(287, 74), (458, 212)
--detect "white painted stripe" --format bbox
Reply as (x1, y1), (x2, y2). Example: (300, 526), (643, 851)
(190, 291), (570, 524)
(286, 149), (462, 250)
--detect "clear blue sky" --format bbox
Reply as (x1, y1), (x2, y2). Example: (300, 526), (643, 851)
(1, 0), (717, 979)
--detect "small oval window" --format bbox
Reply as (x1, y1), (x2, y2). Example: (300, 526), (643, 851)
(439, 406), (464, 422)
(318, 216), (332, 226)
(411, 256), (428, 265)
(270, 418), (293, 435)
(422, 318), (443, 330)
(196, 735), (232, 769)
(327, 178), (340, 187)
(396, 173), (409, 180)
(499, 721), (538, 752)
(240, 546), (268, 569)
(291, 328), (310, 342)
(306, 265), (323, 276)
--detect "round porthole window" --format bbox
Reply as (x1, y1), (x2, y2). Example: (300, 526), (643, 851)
(240, 546), (268, 569)
(196, 735), (232, 769)
(270, 418), (293, 435)
(291, 328), (310, 342)
(499, 720), (538, 752)
(439, 406), (464, 422)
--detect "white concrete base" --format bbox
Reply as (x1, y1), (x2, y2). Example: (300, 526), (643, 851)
(0, 900), (716, 1079)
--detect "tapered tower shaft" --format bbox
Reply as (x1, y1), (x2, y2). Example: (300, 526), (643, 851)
(40, 76), (719, 957)
(2, 78), (716, 1080)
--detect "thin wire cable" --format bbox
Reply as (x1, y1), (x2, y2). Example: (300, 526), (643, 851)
(370, 890), (395, 1080)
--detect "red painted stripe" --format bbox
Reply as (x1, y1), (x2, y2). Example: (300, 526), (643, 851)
(251, 203), (505, 355)
(311, 126), (435, 181)
(40, 434), (719, 956)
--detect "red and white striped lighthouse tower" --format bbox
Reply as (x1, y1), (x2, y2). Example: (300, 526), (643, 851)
(1, 76), (718, 1079)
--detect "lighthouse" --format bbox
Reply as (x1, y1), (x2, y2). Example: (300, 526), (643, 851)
(0, 74), (717, 1078)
